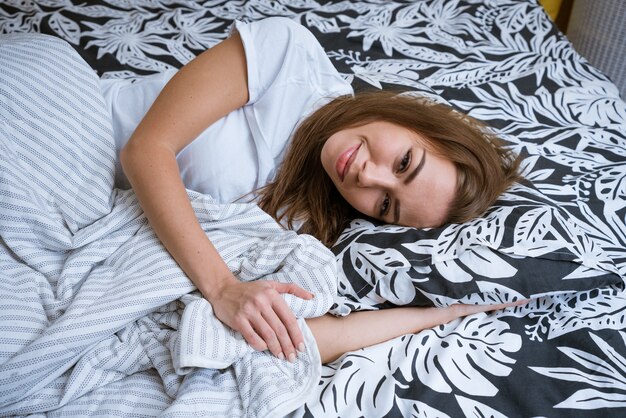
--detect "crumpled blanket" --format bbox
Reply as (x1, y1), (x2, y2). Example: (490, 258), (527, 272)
(0, 33), (337, 417)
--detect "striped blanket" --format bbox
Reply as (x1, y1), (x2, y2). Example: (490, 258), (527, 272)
(0, 34), (336, 416)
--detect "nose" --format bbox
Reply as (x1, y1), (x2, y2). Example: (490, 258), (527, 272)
(357, 161), (394, 189)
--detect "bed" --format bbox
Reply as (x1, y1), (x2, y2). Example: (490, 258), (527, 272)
(1, 0), (625, 417)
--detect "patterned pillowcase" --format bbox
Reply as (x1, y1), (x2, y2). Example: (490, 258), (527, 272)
(330, 180), (622, 312)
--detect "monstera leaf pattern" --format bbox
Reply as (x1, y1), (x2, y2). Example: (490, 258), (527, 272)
(530, 331), (626, 409)
(331, 186), (621, 308)
(2, 0), (625, 417)
(302, 310), (522, 417)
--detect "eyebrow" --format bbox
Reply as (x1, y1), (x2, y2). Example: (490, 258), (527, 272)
(393, 151), (426, 224)
(404, 151), (426, 185)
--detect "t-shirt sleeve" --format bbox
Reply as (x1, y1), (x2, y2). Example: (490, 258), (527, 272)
(230, 17), (353, 187)
(232, 17), (352, 105)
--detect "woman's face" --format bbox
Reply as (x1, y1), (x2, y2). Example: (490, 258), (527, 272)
(320, 121), (457, 228)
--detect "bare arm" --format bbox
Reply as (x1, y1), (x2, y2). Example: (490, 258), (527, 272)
(121, 33), (312, 361)
(121, 34), (247, 300)
(307, 301), (529, 363)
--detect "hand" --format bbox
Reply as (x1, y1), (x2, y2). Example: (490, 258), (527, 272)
(450, 299), (530, 318)
(206, 278), (314, 362)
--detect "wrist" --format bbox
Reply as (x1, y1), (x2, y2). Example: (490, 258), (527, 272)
(199, 268), (237, 301)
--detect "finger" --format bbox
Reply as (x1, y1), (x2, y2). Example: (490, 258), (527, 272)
(274, 282), (314, 300)
(261, 307), (296, 362)
(513, 298), (531, 306)
(495, 298), (530, 310)
(455, 303), (498, 317)
(238, 321), (267, 352)
(272, 299), (305, 355)
(471, 299), (529, 314)
(251, 316), (283, 359)
(455, 304), (486, 316)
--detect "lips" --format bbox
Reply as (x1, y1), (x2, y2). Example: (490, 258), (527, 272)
(336, 143), (361, 182)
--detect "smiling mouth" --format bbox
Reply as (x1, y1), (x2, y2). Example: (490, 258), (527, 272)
(336, 144), (361, 182)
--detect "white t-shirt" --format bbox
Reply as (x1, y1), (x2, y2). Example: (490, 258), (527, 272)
(100, 17), (353, 203)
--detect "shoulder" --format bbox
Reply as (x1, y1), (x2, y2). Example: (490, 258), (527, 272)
(237, 16), (315, 38)
(247, 16), (312, 33)
(233, 17), (322, 58)
(233, 17), (345, 103)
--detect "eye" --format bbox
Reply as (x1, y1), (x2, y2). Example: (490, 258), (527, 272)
(379, 194), (391, 217)
(398, 150), (411, 173)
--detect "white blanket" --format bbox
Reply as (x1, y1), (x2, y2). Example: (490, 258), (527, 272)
(0, 34), (337, 417)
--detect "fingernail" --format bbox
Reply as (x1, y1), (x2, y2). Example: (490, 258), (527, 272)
(297, 343), (305, 353)
(288, 352), (296, 363)
(278, 352), (285, 360)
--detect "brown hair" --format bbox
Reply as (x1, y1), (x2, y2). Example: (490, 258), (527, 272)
(257, 91), (522, 247)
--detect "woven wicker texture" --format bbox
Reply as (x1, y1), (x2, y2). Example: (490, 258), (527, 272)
(567, 0), (626, 99)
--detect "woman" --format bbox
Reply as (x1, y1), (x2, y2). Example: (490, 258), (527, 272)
(113, 17), (522, 364)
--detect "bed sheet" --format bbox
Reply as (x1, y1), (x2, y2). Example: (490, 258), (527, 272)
(1, 1), (626, 417)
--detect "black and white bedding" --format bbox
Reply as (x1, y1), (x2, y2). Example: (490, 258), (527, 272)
(1, 1), (625, 417)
